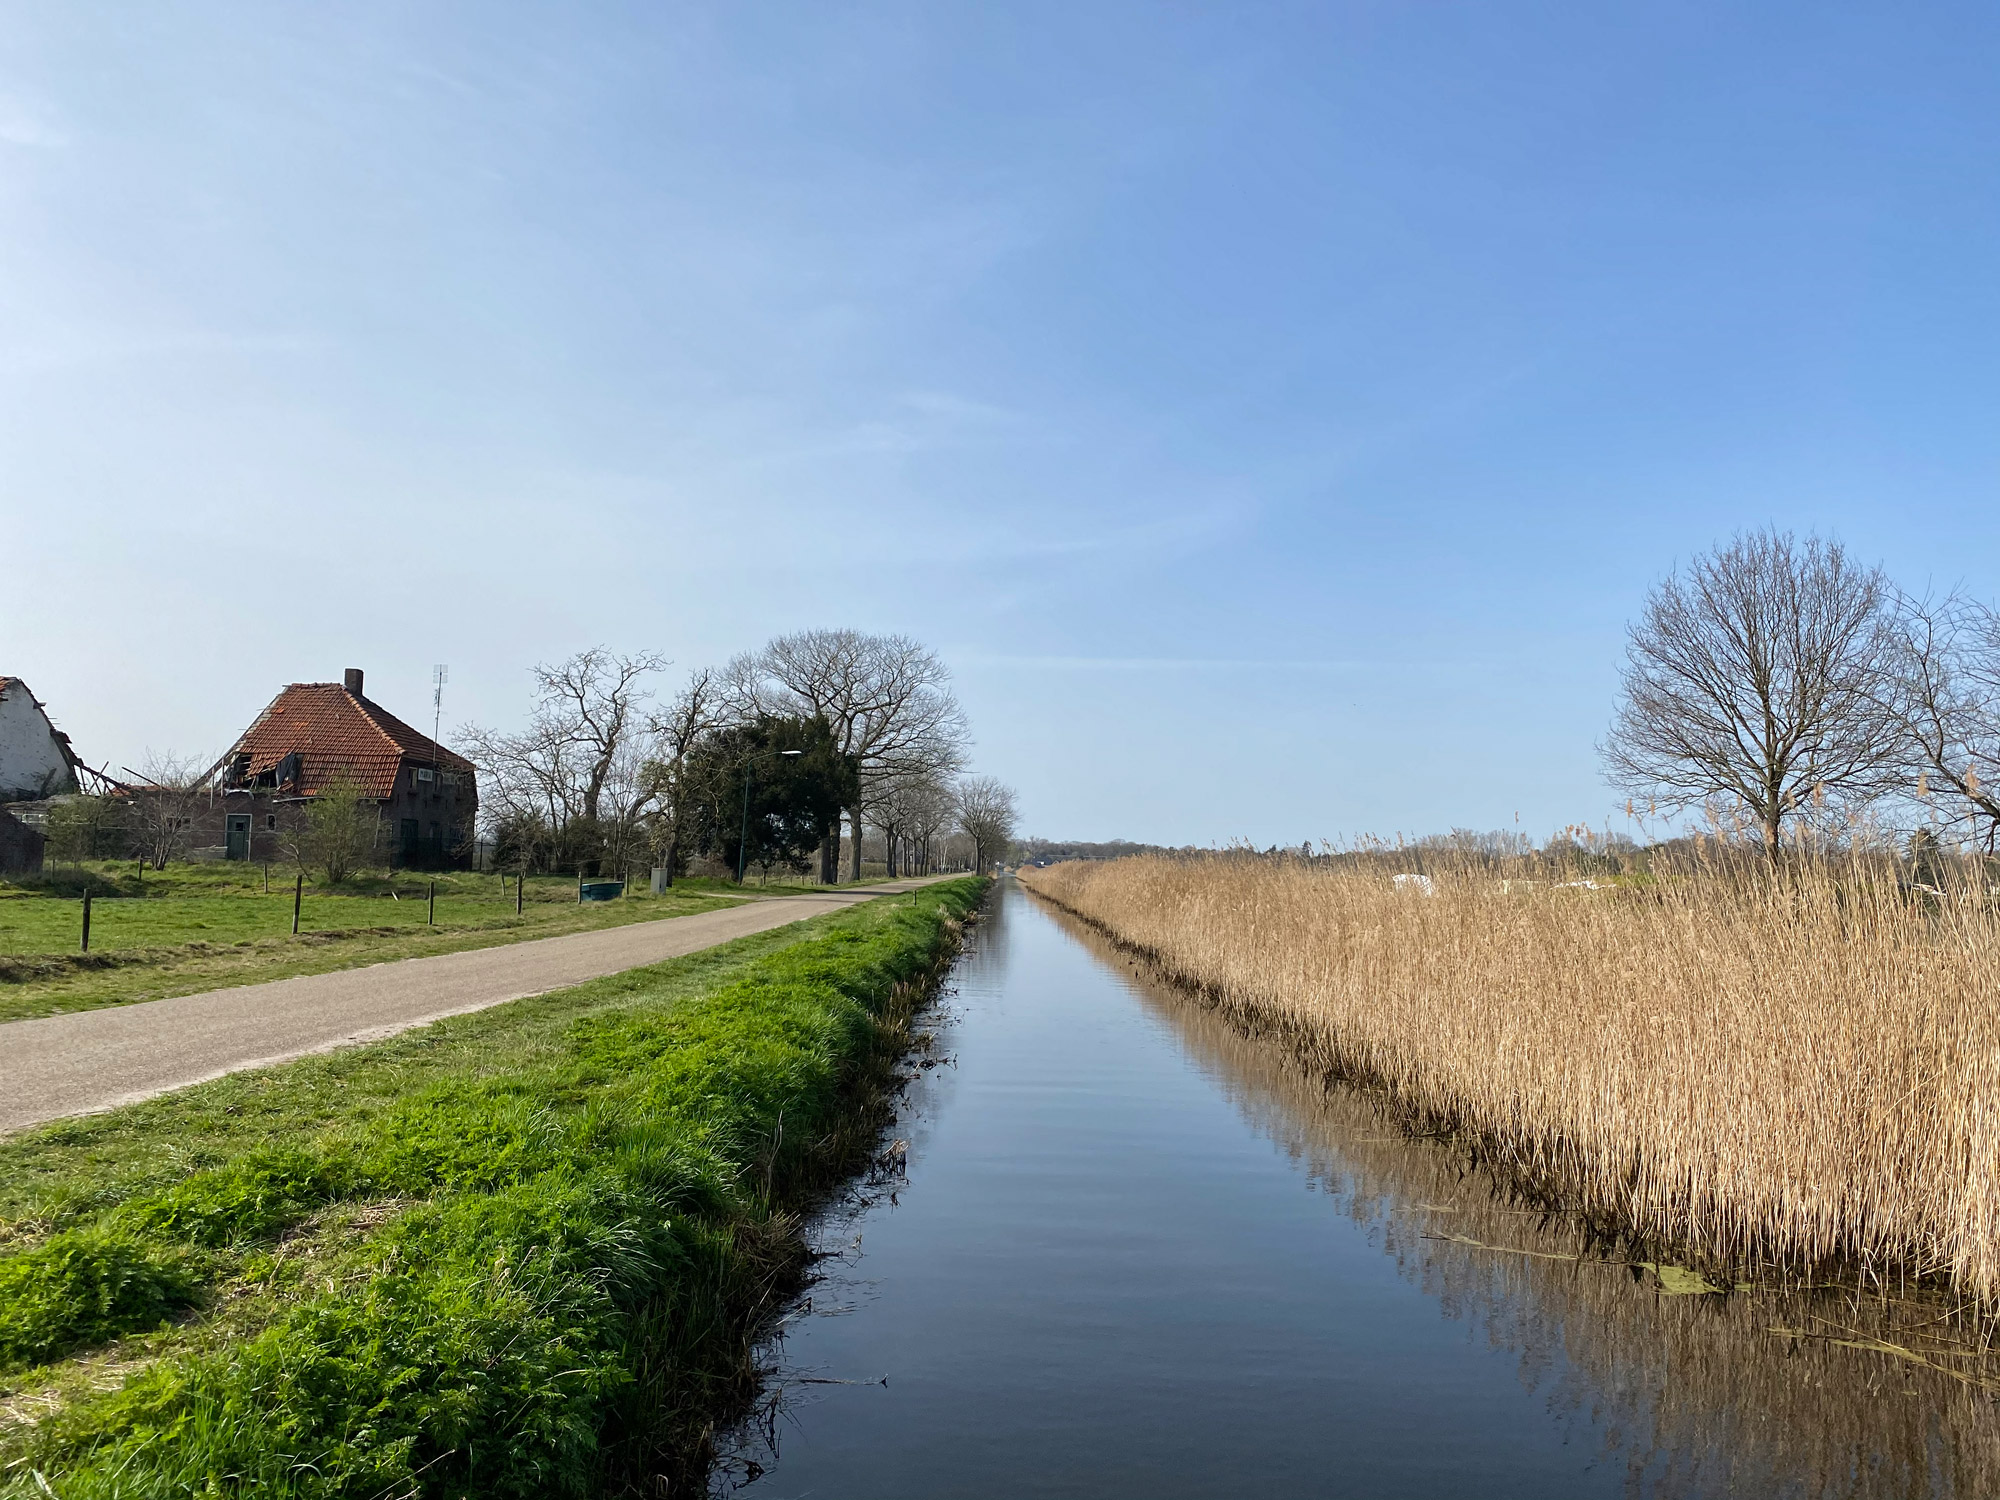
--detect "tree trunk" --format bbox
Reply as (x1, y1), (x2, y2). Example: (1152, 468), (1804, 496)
(847, 807), (864, 881)
(886, 831), (898, 879)
(818, 833), (839, 886)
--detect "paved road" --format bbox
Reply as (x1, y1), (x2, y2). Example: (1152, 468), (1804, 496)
(0, 879), (954, 1134)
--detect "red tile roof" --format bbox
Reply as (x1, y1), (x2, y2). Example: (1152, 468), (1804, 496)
(226, 683), (475, 800)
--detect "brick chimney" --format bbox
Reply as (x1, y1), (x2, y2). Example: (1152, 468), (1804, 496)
(343, 667), (364, 697)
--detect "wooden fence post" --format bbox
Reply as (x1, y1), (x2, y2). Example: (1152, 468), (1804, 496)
(293, 873), (303, 935)
(80, 887), (92, 953)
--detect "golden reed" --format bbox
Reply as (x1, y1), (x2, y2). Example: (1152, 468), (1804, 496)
(1019, 854), (2000, 1306)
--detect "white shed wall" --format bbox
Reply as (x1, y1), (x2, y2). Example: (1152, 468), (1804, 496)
(0, 683), (76, 800)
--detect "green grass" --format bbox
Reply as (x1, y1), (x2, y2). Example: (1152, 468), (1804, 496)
(0, 866), (757, 1023)
(0, 875), (984, 1496)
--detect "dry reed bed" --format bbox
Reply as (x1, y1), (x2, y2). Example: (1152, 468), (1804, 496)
(1126, 944), (2000, 1498)
(1018, 856), (2000, 1306)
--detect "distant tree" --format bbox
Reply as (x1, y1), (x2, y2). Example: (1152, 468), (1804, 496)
(1014, 837), (1183, 864)
(1879, 589), (2000, 852)
(488, 806), (555, 875)
(682, 715), (859, 880)
(639, 668), (726, 886)
(284, 774), (378, 885)
(463, 712), (584, 866)
(880, 774), (957, 876)
(124, 752), (214, 870)
(1907, 826), (1953, 891)
(725, 631), (968, 883)
(44, 795), (127, 861)
(956, 776), (1019, 872)
(592, 741), (656, 880)
(464, 646), (667, 874)
(1601, 530), (1897, 866)
(535, 647), (668, 827)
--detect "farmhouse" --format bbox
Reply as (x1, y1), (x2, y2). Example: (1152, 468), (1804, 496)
(0, 677), (81, 802)
(213, 668), (478, 868)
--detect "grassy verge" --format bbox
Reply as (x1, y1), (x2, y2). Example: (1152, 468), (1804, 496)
(0, 868), (758, 1023)
(0, 875), (985, 1496)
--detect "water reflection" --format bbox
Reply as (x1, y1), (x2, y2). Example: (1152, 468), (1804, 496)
(716, 884), (2000, 1499)
(1079, 913), (2000, 1500)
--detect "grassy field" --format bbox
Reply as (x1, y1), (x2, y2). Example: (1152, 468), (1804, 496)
(0, 874), (985, 1497)
(0, 865), (815, 1023)
(1019, 854), (2000, 1312)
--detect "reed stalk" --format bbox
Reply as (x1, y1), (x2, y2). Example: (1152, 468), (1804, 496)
(1020, 853), (2000, 1306)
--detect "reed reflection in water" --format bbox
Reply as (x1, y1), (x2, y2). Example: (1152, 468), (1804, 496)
(1080, 910), (2000, 1500)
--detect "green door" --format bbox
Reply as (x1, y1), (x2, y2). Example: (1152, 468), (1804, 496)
(225, 814), (251, 861)
(399, 818), (421, 867)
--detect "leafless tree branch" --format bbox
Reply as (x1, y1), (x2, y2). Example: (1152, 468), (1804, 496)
(1600, 529), (1897, 864)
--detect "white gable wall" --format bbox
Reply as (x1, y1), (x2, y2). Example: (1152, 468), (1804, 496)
(0, 681), (77, 801)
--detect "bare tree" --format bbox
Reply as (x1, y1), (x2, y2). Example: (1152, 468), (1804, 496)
(535, 647), (668, 825)
(1880, 589), (2000, 851)
(463, 646), (667, 872)
(1601, 529), (1897, 866)
(640, 668), (725, 886)
(880, 773), (957, 876)
(956, 775), (1019, 872)
(462, 715), (586, 849)
(876, 772), (937, 878)
(593, 742), (656, 879)
(281, 774), (378, 885)
(725, 631), (968, 882)
(123, 752), (214, 870)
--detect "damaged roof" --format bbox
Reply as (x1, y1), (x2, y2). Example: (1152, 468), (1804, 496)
(226, 682), (475, 800)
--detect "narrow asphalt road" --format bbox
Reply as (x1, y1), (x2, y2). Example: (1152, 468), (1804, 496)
(0, 879), (954, 1134)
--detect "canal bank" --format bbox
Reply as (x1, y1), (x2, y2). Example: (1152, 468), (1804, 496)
(0, 880), (987, 1498)
(718, 879), (2000, 1499)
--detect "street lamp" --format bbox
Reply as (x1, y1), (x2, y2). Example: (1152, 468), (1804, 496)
(738, 749), (804, 884)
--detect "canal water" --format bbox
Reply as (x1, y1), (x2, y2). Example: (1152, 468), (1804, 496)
(714, 881), (2000, 1498)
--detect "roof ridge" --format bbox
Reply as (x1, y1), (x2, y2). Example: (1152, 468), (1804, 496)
(351, 693), (471, 770)
(340, 688), (409, 760)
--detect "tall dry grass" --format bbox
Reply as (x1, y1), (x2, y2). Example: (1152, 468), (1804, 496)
(1019, 854), (2000, 1306)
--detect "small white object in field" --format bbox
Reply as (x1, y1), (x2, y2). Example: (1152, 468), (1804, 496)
(1392, 873), (1435, 896)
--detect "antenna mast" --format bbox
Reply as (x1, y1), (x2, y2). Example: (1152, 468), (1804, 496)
(432, 664), (449, 755)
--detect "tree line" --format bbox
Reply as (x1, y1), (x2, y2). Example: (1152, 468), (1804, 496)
(1602, 527), (2000, 865)
(464, 629), (1020, 883)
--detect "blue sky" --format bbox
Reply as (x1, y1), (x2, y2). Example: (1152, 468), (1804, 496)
(3, 2), (1995, 845)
